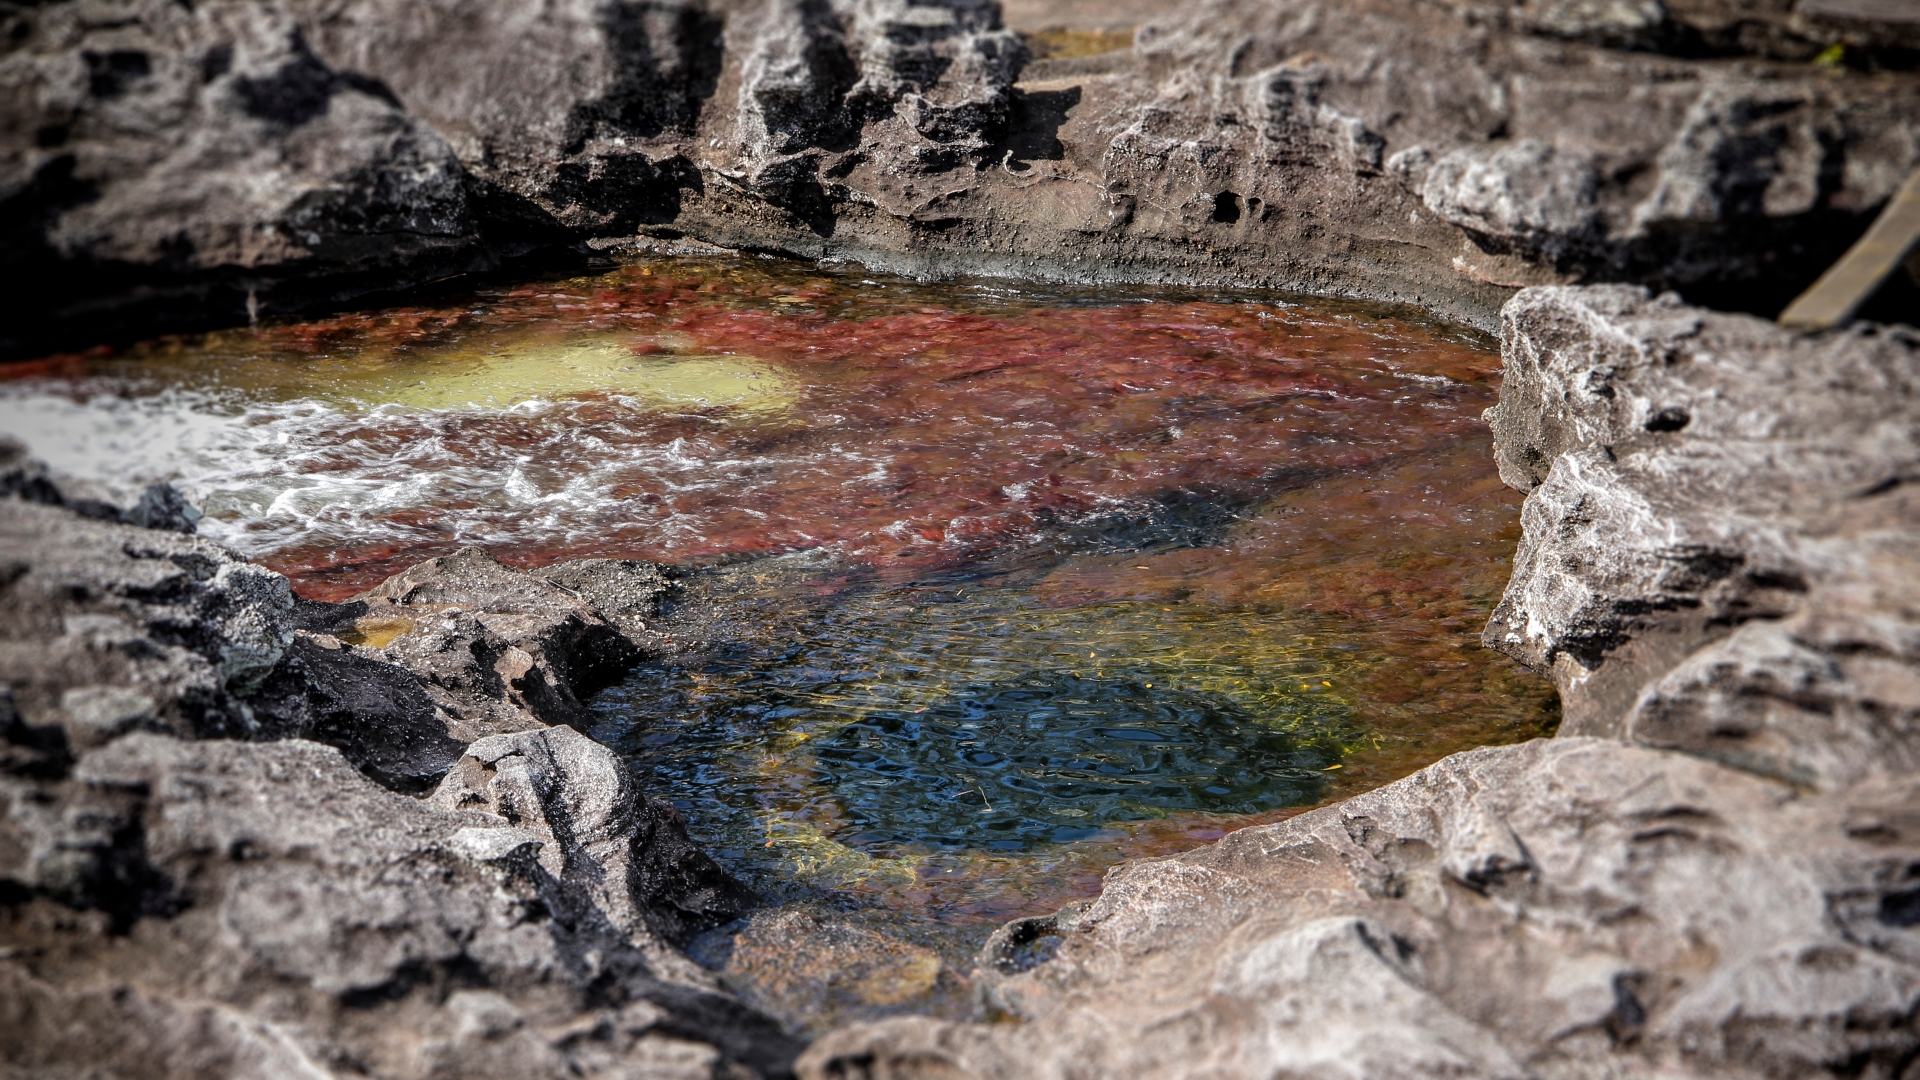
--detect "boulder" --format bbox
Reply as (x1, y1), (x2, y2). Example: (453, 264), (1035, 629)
(307, 546), (674, 739)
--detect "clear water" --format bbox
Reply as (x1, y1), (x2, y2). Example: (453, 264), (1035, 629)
(1, 256), (1558, 1032)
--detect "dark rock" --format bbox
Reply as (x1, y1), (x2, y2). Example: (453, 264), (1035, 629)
(288, 0), (721, 239)
(0, 0), (489, 357)
(0, 436), (200, 533)
(346, 547), (666, 736)
(15, 0), (1920, 350)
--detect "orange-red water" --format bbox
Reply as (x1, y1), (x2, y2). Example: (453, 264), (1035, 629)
(0, 256), (1557, 1030)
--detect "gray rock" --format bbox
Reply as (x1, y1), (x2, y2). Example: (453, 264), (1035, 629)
(801, 738), (1920, 1080)
(0, 0), (488, 357)
(0, 488), (797, 1077)
(328, 546), (668, 737)
(1483, 285), (1920, 758)
(427, 723), (754, 949)
(288, 0), (718, 237)
(13, 0), (1920, 351)
(1, 734), (799, 1078)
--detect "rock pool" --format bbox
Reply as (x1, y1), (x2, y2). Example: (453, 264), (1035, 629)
(0, 255), (1558, 1031)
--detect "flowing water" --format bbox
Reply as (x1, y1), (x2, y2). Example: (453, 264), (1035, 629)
(1, 256), (1558, 1031)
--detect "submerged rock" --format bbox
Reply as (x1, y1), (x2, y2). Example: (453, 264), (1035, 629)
(0, 462), (795, 1078)
(798, 290), (1920, 1079)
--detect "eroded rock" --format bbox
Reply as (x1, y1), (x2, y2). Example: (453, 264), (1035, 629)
(2, 734), (797, 1079)
(1484, 285), (1920, 769)
(310, 546), (673, 739)
(1, 467), (797, 1078)
(12, 0), (1920, 353)
(0, 0), (488, 357)
(802, 738), (1920, 1079)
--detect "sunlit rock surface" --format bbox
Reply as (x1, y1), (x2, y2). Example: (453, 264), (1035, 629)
(8, 0), (1919, 354)
(798, 290), (1920, 1080)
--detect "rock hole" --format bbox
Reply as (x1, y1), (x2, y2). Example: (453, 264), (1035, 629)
(1880, 886), (1920, 928)
(83, 50), (151, 99)
(1211, 191), (1242, 224)
(1644, 406), (1690, 432)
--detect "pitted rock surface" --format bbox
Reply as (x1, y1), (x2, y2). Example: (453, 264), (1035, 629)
(1484, 285), (1920, 769)
(0, 0), (488, 357)
(2, 734), (794, 1079)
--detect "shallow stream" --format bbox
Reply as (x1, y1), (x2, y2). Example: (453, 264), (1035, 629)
(2, 256), (1557, 1031)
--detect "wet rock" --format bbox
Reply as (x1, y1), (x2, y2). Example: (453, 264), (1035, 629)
(692, 906), (954, 1035)
(427, 724), (754, 948)
(332, 547), (671, 737)
(1, 734), (800, 1079)
(0, 0), (488, 358)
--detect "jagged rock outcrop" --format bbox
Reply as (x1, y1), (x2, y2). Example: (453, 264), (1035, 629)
(10, 0), (1919, 357)
(795, 290), (1920, 1079)
(1483, 286), (1920, 778)
(300, 546), (675, 740)
(1, 458), (795, 1079)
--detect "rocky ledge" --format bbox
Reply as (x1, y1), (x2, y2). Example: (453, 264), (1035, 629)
(0, 453), (801, 1078)
(6, 0), (1919, 355)
(797, 289), (1920, 1079)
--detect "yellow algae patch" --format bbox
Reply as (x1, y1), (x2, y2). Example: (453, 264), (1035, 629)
(338, 615), (415, 650)
(759, 816), (922, 891)
(368, 340), (798, 414)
